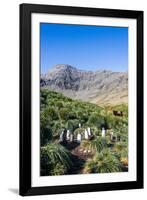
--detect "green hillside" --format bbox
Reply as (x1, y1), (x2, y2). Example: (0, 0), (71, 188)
(40, 89), (128, 176)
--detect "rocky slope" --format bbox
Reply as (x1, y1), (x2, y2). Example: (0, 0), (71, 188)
(41, 64), (128, 106)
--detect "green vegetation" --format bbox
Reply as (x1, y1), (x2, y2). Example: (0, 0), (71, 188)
(84, 149), (121, 173)
(41, 143), (72, 176)
(40, 89), (128, 176)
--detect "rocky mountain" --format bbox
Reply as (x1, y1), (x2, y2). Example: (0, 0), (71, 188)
(41, 64), (128, 106)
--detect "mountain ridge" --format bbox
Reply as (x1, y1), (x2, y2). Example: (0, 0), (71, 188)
(41, 64), (128, 106)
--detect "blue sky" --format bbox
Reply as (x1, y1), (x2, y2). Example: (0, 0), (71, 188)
(40, 23), (128, 74)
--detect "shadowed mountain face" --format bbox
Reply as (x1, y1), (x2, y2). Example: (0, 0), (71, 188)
(41, 64), (128, 106)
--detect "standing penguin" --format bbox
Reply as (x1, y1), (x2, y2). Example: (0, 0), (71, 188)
(59, 130), (64, 142)
(70, 132), (74, 143)
(62, 129), (67, 144)
(101, 127), (106, 137)
(110, 130), (113, 140)
(84, 129), (89, 140)
(66, 130), (70, 141)
(77, 133), (82, 143)
(87, 127), (91, 136)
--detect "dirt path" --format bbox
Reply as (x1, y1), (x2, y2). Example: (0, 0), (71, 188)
(69, 145), (93, 174)
(71, 146), (93, 160)
(61, 141), (93, 174)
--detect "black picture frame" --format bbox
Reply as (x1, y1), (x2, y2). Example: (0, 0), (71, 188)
(19, 3), (144, 196)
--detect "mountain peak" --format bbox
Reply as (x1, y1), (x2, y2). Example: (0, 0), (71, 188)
(52, 64), (77, 71)
(41, 64), (128, 106)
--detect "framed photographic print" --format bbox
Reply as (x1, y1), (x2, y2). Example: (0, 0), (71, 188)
(19, 3), (144, 196)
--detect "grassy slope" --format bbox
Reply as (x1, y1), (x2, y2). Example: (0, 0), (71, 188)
(40, 89), (128, 175)
(40, 89), (128, 139)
